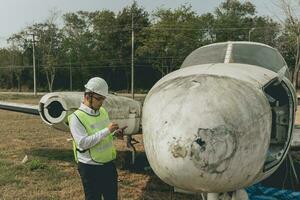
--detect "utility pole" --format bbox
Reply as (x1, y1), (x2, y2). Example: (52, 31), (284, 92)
(68, 50), (73, 91)
(30, 33), (37, 96)
(131, 0), (135, 99)
(248, 28), (255, 42)
(69, 58), (72, 91)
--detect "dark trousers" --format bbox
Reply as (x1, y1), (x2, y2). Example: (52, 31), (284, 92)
(78, 161), (118, 200)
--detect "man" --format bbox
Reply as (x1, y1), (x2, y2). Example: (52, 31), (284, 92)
(68, 77), (123, 200)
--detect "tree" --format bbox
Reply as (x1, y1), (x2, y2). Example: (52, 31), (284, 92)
(7, 31), (34, 91)
(7, 10), (63, 92)
(211, 0), (279, 45)
(114, 2), (150, 91)
(7, 47), (24, 91)
(90, 10), (117, 64)
(250, 16), (280, 46)
(30, 11), (63, 92)
(0, 48), (14, 89)
(213, 0), (256, 41)
(0, 46), (24, 91)
(0, 2), (287, 92)
(276, 0), (300, 86)
(62, 11), (96, 88)
(137, 5), (203, 76)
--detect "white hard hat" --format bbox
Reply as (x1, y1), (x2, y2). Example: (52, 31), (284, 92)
(84, 77), (108, 97)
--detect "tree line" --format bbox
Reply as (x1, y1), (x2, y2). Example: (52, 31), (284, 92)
(0, 0), (299, 92)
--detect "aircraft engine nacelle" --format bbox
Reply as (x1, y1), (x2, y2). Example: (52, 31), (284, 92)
(142, 62), (296, 193)
(39, 92), (142, 134)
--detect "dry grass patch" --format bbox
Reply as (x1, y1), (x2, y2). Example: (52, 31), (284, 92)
(0, 94), (202, 200)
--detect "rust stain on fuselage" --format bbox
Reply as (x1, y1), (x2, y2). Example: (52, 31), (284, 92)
(170, 143), (188, 158)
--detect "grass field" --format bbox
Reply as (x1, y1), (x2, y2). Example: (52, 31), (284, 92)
(0, 94), (203, 200)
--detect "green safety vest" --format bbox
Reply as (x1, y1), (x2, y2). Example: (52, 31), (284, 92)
(68, 107), (116, 164)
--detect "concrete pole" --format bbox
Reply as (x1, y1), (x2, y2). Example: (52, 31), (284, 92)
(69, 58), (72, 91)
(131, 0), (135, 99)
(248, 28), (255, 42)
(207, 193), (219, 200)
(32, 34), (37, 96)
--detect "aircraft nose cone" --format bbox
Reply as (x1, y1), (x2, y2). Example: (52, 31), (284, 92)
(142, 74), (272, 192)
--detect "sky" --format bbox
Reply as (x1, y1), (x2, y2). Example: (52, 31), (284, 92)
(0, 0), (286, 47)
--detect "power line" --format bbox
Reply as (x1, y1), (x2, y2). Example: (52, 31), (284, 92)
(0, 65), (34, 69)
(0, 26), (281, 40)
(0, 56), (185, 69)
(0, 63), (183, 69)
(143, 26), (281, 31)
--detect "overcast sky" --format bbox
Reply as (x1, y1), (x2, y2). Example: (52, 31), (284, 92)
(0, 0), (284, 46)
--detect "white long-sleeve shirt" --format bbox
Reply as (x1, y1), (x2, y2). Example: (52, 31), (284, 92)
(69, 103), (111, 165)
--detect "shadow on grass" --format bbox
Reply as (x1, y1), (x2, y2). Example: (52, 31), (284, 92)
(27, 148), (74, 163)
(116, 150), (150, 173)
(140, 175), (204, 200)
(117, 150), (203, 199)
(29, 148), (148, 168)
(28, 148), (148, 169)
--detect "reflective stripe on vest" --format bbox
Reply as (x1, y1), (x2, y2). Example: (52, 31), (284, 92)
(68, 107), (116, 163)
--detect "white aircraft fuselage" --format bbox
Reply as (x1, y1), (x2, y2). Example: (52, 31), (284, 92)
(142, 41), (296, 193)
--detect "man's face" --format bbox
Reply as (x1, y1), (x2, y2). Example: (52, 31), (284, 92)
(91, 93), (106, 109)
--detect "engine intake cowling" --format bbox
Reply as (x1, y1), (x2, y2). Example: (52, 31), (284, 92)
(39, 92), (142, 134)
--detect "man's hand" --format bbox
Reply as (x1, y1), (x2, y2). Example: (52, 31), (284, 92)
(113, 126), (128, 139)
(108, 122), (119, 133)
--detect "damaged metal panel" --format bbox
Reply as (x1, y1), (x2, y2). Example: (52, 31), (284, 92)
(143, 72), (272, 192)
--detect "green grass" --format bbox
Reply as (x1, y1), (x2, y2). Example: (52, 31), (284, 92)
(28, 148), (74, 163)
(0, 156), (68, 190)
(25, 158), (68, 182)
(0, 94), (42, 101)
(0, 159), (21, 186)
(26, 159), (47, 171)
